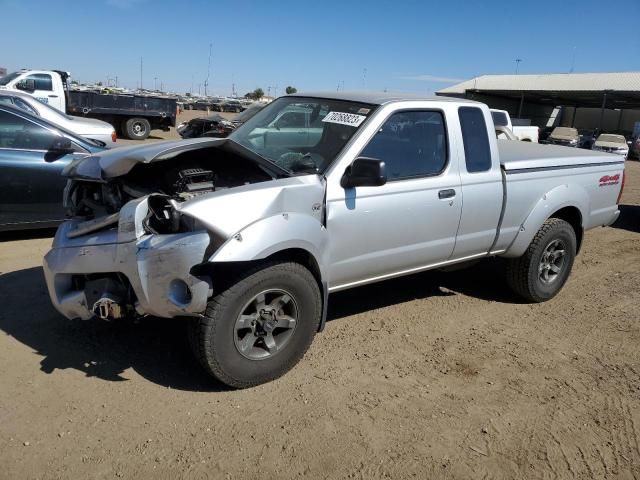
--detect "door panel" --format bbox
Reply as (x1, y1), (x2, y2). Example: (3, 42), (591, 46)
(0, 149), (71, 225)
(0, 109), (75, 227)
(327, 176), (462, 288)
(326, 109), (462, 289)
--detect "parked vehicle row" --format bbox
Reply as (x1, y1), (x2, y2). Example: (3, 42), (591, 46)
(0, 90), (117, 146)
(542, 126), (632, 158)
(39, 92), (624, 388)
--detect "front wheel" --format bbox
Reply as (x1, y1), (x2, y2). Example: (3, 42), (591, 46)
(506, 218), (577, 302)
(188, 261), (322, 388)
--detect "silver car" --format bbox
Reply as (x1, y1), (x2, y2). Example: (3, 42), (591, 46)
(0, 90), (117, 147)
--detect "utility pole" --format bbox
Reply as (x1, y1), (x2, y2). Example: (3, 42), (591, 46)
(204, 42), (212, 96)
(115, 76), (118, 88)
(140, 57), (143, 89)
(515, 58), (522, 75)
(154, 77), (158, 90)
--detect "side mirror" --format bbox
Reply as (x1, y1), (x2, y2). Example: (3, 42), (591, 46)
(16, 79), (36, 91)
(341, 157), (387, 188)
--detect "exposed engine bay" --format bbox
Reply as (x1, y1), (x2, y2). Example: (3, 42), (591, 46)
(65, 145), (275, 221)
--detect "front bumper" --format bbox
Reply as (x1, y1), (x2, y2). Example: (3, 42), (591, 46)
(43, 214), (212, 321)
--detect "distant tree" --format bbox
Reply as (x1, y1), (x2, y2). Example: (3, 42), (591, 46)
(96, 81), (103, 86)
(70, 80), (79, 86)
(244, 88), (265, 100)
(285, 86), (297, 94)
(185, 92), (191, 97)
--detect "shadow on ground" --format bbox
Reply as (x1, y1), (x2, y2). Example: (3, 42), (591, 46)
(0, 228), (56, 242)
(611, 204), (640, 234)
(0, 260), (518, 392)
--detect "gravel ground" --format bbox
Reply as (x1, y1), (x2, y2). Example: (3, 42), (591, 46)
(0, 152), (638, 479)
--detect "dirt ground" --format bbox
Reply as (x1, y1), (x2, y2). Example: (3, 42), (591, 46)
(0, 151), (639, 479)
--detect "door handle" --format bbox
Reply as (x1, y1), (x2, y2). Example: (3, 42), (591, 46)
(48, 95), (58, 98)
(438, 189), (456, 199)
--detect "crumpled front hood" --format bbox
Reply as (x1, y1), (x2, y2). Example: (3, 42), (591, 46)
(178, 175), (325, 239)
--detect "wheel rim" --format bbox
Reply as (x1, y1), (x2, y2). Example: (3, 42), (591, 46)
(234, 289), (299, 360)
(538, 239), (566, 284)
(132, 121), (146, 136)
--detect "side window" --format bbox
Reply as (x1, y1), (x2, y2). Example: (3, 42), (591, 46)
(459, 107), (492, 173)
(274, 111), (306, 128)
(0, 96), (13, 107)
(0, 110), (57, 150)
(11, 97), (39, 116)
(360, 110), (447, 180)
(26, 74), (53, 91)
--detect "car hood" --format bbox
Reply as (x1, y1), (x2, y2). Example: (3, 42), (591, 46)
(178, 175), (325, 239)
(594, 140), (627, 149)
(63, 137), (287, 180)
(549, 134), (578, 141)
(70, 116), (115, 132)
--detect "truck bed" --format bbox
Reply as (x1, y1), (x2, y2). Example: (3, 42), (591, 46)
(493, 140), (624, 256)
(497, 139), (622, 171)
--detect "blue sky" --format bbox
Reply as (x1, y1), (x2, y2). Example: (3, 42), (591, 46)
(1, 0), (639, 96)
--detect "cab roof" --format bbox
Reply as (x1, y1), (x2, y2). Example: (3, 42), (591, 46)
(288, 91), (480, 106)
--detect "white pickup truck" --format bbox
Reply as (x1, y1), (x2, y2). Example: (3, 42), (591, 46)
(43, 92), (624, 388)
(491, 109), (539, 142)
(0, 69), (177, 139)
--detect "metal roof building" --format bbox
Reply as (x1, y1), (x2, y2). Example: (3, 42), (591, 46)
(436, 72), (640, 133)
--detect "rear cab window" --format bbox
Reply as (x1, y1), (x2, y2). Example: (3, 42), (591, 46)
(490, 111), (509, 127)
(459, 107), (492, 173)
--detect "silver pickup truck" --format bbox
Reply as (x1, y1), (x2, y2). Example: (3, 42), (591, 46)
(43, 92), (625, 387)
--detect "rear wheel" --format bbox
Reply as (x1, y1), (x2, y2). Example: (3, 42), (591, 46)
(188, 261), (322, 388)
(506, 218), (577, 302)
(124, 117), (151, 140)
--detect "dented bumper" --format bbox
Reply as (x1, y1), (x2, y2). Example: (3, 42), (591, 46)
(43, 218), (212, 321)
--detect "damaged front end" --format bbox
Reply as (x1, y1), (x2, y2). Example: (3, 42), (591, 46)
(44, 138), (297, 321)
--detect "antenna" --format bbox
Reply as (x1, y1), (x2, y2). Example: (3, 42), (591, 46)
(515, 58), (522, 75)
(569, 47), (576, 73)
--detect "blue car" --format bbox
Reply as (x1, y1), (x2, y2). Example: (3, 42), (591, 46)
(0, 105), (106, 231)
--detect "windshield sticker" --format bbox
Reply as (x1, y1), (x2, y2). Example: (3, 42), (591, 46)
(322, 111), (367, 127)
(357, 108), (370, 115)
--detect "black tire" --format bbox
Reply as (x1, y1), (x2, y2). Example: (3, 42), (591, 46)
(124, 117), (151, 140)
(189, 261), (322, 388)
(506, 218), (577, 303)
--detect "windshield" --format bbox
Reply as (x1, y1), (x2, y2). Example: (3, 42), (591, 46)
(0, 71), (23, 86)
(229, 96), (376, 174)
(233, 103), (264, 122)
